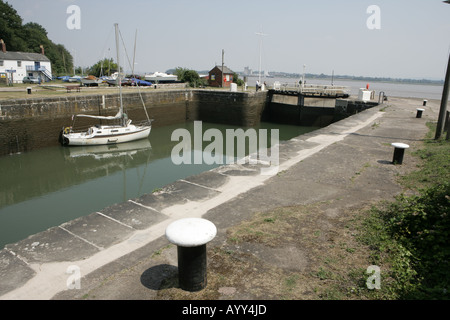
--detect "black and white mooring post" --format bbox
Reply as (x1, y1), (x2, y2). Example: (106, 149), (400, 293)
(423, 99), (427, 107)
(391, 142), (409, 165)
(416, 108), (425, 118)
(165, 218), (217, 292)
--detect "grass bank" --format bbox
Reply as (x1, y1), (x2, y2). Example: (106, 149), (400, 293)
(356, 122), (449, 299)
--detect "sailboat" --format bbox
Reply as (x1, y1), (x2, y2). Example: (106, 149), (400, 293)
(59, 23), (152, 146)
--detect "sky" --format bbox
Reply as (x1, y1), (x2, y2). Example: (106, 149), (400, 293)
(6, 0), (450, 80)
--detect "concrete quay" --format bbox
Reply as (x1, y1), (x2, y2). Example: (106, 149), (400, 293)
(0, 96), (437, 300)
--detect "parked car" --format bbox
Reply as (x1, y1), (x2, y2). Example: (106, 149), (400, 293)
(22, 76), (39, 84)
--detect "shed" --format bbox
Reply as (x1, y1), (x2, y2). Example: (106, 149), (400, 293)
(208, 65), (234, 87)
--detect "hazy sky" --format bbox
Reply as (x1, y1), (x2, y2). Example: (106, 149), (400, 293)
(7, 0), (450, 79)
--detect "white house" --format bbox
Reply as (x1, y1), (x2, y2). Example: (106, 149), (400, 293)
(0, 39), (52, 84)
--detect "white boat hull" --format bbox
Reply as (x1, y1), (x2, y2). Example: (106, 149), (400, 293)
(61, 124), (151, 146)
(81, 79), (103, 86)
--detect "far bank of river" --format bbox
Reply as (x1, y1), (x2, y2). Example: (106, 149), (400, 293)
(246, 76), (447, 101)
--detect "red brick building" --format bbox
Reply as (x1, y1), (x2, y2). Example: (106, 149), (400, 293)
(208, 65), (234, 87)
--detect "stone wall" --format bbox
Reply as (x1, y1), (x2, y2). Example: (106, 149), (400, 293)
(0, 90), (269, 156)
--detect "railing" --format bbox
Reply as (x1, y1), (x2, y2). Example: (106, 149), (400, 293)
(26, 65), (52, 80)
(26, 65), (48, 72)
(273, 81), (350, 96)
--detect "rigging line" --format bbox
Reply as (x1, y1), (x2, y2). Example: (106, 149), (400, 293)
(100, 26), (114, 60)
(118, 28), (134, 74)
(118, 27), (151, 123)
(132, 29), (137, 76)
(130, 28), (150, 123)
(95, 26), (115, 77)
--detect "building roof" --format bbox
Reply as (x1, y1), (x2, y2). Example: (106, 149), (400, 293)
(210, 65), (234, 74)
(0, 51), (50, 62)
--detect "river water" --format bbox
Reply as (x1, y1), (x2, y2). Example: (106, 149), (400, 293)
(0, 121), (316, 248)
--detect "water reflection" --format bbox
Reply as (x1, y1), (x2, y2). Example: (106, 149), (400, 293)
(0, 122), (317, 248)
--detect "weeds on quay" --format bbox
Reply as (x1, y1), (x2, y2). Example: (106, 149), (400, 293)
(353, 122), (449, 299)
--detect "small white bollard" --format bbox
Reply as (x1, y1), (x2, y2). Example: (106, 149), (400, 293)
(165, 218), (217, 291)
(391, 142), (409, 165)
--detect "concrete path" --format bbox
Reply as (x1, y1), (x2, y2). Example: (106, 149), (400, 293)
(0, 97), (437, 300)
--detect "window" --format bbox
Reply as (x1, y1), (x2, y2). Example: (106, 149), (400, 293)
(0, 60), (3, 67)
(17, 61), (22, 67)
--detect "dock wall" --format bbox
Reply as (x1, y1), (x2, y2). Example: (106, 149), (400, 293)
(0, 90), (268, 156)
(0, 89), (375, 156)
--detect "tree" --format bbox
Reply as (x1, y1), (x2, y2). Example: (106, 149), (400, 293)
(0, 0), (27, 51)
(233, 72), (244, 86)
(174, 67), (205, 87)
(86, 58), (118, 77)
(0, 0), (74, 76)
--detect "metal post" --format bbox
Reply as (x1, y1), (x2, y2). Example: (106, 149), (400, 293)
(416, 108), (424, 118)
(435, 51), (450, 139)
(177, 244), (207, 291)
(165, 218), (217, 292)
(445, 110), (450, 140)
(221, 49), (224, 88)
(302, 64), (306, 92)
(391, 143), (409, 165)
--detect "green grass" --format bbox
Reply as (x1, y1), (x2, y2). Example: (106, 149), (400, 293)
(400, 122), (450, 190)
(353, 122), (450, 299)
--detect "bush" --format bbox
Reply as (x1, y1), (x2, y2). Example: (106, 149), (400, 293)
(384, 183), (450, 298)
(366, 182), (450, 299)
(174, 67), (205, 88)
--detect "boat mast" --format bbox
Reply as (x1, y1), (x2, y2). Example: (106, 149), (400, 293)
(114, 23), (124, 119)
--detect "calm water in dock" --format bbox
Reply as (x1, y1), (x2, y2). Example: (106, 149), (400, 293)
(0, 121), (317, 248)
(1, 79), (445, 248)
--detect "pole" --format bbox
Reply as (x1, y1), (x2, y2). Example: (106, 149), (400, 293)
(435, 51), (450, 140)
(258, 36), (262, 85)
(114, 23), (124, 115)
(302, 64), (306, 92)
(256, 28), (268, 86)
(221, 49), (224, 88)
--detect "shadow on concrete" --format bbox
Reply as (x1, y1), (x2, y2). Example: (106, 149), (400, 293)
(377, 160), (394, 165)
(140, 264), (178, 290)
(349, 132), (429, 142)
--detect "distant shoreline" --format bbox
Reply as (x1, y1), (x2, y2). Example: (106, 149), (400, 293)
(228, 71), (444, 86)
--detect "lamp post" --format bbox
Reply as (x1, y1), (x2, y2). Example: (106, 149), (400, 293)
(435, 0), (450, 139)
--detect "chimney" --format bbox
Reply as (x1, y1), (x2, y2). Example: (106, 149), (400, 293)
(40, 45), (44, 55)
(1, 39), (6, 53)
